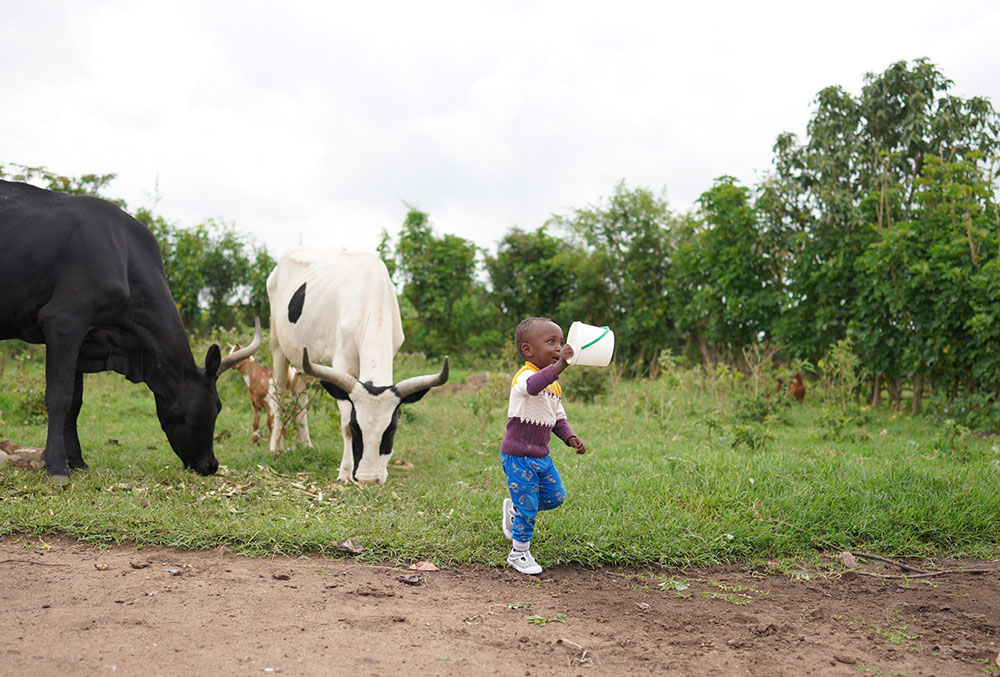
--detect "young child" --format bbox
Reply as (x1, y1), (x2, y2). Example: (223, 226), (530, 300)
(500, 317), (586, 574)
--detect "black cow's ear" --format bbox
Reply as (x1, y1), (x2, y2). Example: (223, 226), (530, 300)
(400, 388), (431, 404)
(204, 344), (222, 377)
(320, 380), (351, 401)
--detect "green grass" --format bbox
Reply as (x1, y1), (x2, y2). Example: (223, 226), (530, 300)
(2, 341), (999, 568)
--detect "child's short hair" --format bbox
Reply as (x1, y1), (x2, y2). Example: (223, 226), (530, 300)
(514, 316), (554, 360)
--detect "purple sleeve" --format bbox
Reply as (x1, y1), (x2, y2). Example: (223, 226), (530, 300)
(524, 364), (559, 396)
(552, 418), (576, 444)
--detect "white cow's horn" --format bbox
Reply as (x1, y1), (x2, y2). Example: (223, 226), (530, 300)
(217, 317), (263, 375)
(301, 347), (358, 393)
(395, 356), (449, 399)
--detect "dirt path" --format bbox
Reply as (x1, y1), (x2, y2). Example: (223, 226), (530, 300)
(1, 535), (997, 676)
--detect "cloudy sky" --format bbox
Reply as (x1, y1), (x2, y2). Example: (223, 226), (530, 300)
(3, 1), (998, 257)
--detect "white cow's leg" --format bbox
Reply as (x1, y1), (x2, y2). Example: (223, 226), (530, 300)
(269, 350), (289, 453)
(336, 398), (355, 482)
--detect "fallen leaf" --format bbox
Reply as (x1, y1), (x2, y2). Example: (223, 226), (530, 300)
(409, 561), (439, 572)
(635, 602), (650, 611)
(333, 539), (363, 554)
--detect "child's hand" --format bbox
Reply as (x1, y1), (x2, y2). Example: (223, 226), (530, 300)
(568, 436), (587, 454)
(557, 345), (575, 371)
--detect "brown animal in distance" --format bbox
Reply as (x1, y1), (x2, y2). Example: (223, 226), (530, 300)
(790, 373), (806, 404)
(228, 343), (278, 444)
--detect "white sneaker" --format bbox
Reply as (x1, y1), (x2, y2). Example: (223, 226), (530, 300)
(501, 498), (514, 540)
(507, 549), (542, 575)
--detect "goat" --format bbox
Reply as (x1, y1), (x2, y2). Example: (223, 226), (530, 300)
(227, 344), (308, 446)
(228, 344), (279, 445)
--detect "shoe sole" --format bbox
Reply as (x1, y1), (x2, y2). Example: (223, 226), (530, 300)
(501, 498), (514, 540)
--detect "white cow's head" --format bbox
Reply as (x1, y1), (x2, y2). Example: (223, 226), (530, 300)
(302, 349), (448, 483)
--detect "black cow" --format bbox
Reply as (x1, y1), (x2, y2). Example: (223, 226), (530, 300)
(0, 180), (260, 485)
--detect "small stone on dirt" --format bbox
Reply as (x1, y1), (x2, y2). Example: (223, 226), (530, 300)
(837, 551), (860, 569)
(333, 539), (363, 554)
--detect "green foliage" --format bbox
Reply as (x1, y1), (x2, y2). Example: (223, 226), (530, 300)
(381, 208), (501, 356)
(815, 404), (871, 442)
(0, 162), (120, 203)
(928, 390), (1000, 433)
(728, 422), (774, 452)
(555, 182), (679, 373)
(818, 337), (863, 407)
(559, 365), (615, 404)
(672, 177), (783, 366)
(931, 418), (972, 459)
(484, 225), (575, 327)
(140, 211), (273, 332)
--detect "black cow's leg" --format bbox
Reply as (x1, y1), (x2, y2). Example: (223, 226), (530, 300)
(41, 321), (86, 483)
(64, 371), (88, 470)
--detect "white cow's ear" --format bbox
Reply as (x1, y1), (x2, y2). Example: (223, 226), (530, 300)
(319, 380), (351, 401)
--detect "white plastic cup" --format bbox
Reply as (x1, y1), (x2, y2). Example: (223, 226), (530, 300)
(565, 322), (615, 367)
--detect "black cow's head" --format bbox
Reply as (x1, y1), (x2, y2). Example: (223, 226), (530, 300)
(302, 348), (448, 483)
(155, 319), (262, 475)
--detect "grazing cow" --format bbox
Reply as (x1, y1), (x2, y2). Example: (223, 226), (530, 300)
(267, 248), (448, 483)
(0, 180), (261, 484)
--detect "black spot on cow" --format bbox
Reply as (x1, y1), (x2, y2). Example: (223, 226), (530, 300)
(288, 283), (307, 324)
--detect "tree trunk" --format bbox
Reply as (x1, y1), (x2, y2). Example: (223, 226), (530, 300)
(697, 337), (713, 368)
(912, 373), (924, 415)
(888, 377), (902, 413)
(871, 373), (882, 408)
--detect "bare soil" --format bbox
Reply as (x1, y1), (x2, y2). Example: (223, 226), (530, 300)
(2, 535), (998, 676)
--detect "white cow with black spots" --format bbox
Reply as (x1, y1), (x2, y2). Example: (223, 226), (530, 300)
(266, 248), (448, 483)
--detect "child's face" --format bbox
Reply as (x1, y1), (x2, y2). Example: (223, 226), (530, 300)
(521, 320), (564, 369)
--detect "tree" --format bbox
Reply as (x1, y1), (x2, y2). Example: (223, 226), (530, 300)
(139, 211), (273, 331)
(381, 208), (500, 355)
(764, 59), (1000, 406)
(555, 182), (678, 372)
(672, 177), (783, 368)
(0, 162), (119, 202)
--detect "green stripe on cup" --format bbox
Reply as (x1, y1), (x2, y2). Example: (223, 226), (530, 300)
(581, 326), (610, 350)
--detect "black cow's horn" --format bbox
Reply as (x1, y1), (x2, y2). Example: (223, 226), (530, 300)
(301, 348), (358, 393)
(217, 317), (263, 375)
(395, 356), (449, 399)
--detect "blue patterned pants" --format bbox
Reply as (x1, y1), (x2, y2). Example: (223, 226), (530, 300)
(500, 453), (566, 543)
